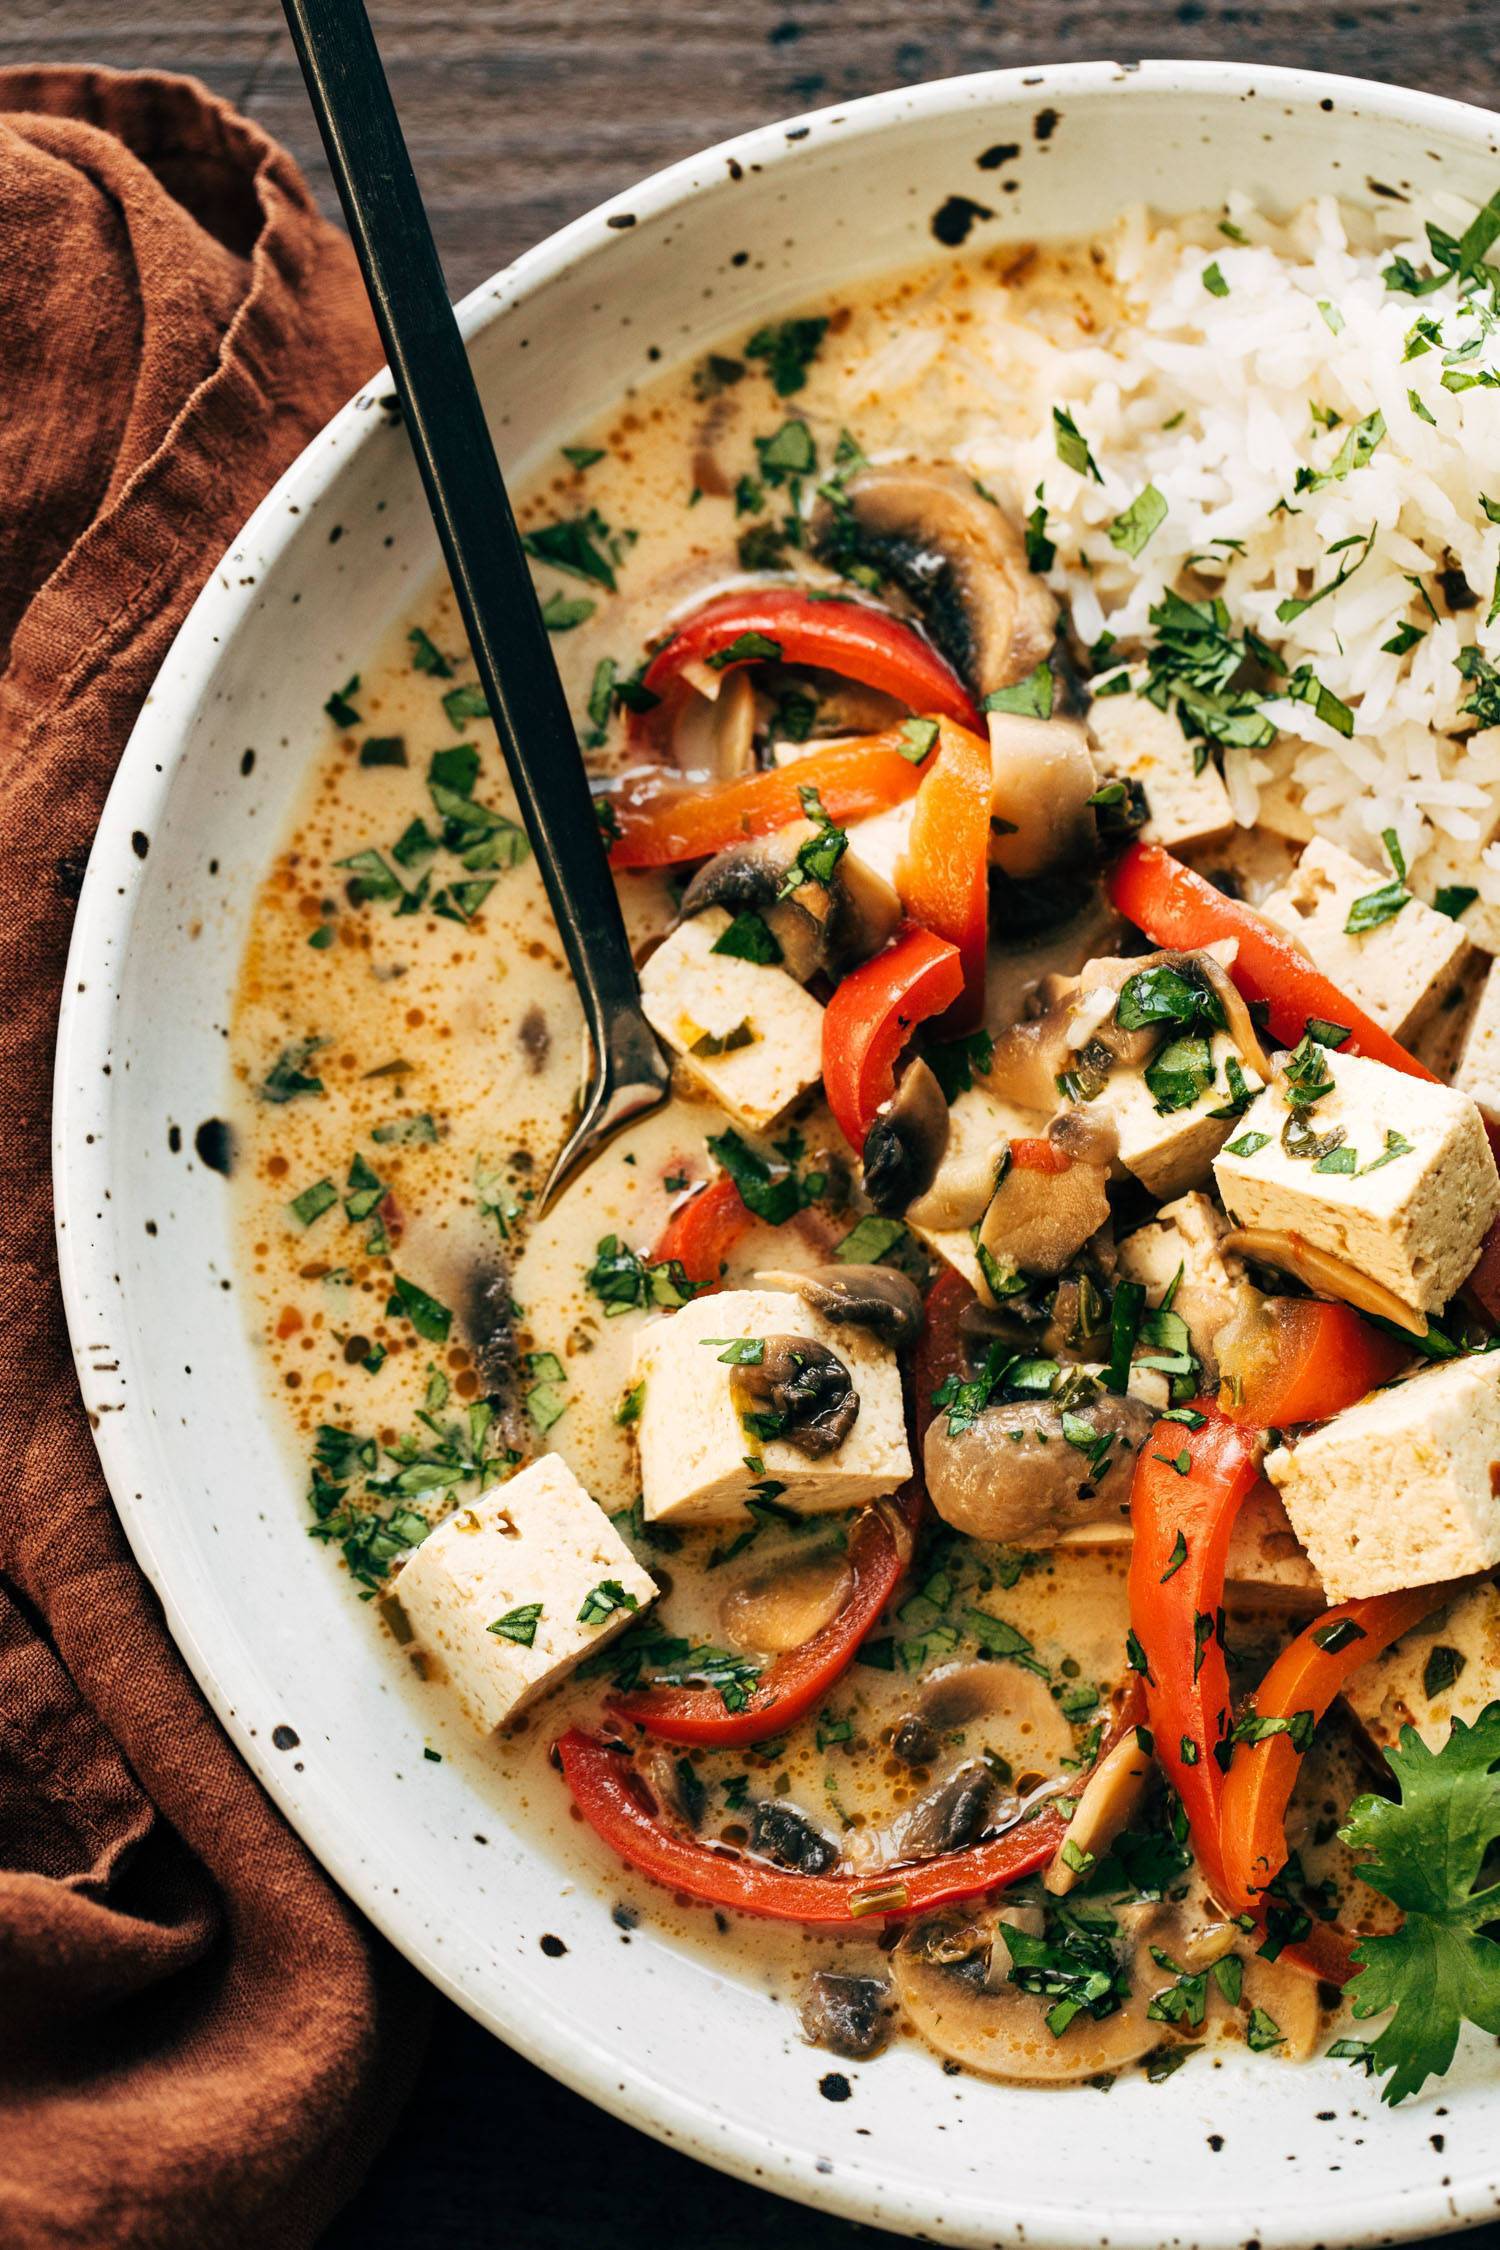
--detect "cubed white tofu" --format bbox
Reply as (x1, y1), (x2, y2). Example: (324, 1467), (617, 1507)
(1103, 1032), (1263, 1200)
(1116, 1190), (1246, 1379)
(1421, 832), (1500, 957)
(1086, 693), (1234, 852)
(1265, 1355), (1500, 1599)
(640, 908), (825, 1132)
(1259, 837), (1470, 1042)
(843, 800), (914, 893)
(1341, 1582), (1500, 1752)
(1454, 957), (1500, 1127)
(1213, 1046), (1499, 1316)
(904, 1082), (1049, 1288)
(395, 1456), (656, 1732)
(632, 1286), (911, 1524)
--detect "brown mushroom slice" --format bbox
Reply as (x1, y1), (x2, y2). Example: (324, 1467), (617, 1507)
(1217, 1226), (1427, 1338)
(924, 1386), (1155, 1546)
(679, 820), (901, 983)
(1044, 1727), (1154, 1896)
(668, 662), (757, 783)
(988, 711), (1100, 879)
(730, 1335), (860, 1457)
(978, 1138), (1112, 1281)
(720, 1543), (853, 1654)
(1239, 1951), (1321, 2063)
(900, 1659), (1074, 1787)
(755, 1263), (925, 1349)
(892, 1908), (1164, 2082)
(862, 1058), (950, 1214)
(809, 462), (1058, 699)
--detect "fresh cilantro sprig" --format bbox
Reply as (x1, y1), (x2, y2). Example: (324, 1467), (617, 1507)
(1340, 1702), (1500, 2103)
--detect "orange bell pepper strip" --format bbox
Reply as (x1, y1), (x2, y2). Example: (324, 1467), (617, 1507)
(1126, 1406), (1266, 1901)
(1216, 1581), (1464, 1983)
(898, 717), (991, 1030)
(1217, 1298), (1409, 1428)
(606, 726), (938, 869)
(821, 924), (964, 1150)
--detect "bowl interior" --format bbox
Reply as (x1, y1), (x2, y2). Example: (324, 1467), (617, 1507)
(54, 61), (1500, 2249)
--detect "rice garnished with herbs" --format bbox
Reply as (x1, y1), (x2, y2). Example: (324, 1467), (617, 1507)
(870, 188), (1500, 939)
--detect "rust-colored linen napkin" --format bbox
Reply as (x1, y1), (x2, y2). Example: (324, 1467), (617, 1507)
(0, 65), (431, 2249)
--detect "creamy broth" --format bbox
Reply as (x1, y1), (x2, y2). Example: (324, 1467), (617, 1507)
(229, 207), (1500, 2094)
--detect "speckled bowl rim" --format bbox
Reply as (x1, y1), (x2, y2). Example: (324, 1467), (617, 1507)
(53, 56), (1500, 2250)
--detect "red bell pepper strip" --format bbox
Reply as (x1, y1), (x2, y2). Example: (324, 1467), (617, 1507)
(1216, 1581), (1461, 1985)
(630, 586), (985, 749)
(1111, 841), (1500, 1317)
(608, 1486), (921, 1746)
(898, 718), (991, 1031)
(822, 924), (965, 1151)
(556, 1681), (1145, 1926)
(912, 1265), (975, 1446)
(1110, 843), (1436, 1081)
(606, 727), (939, 870)
(1217, 1298), (1408, 1429)
(1126, 1406), (1265, 1901)
(1010, 1136), (1071, 1175)
(650, 1176), (752, 1292)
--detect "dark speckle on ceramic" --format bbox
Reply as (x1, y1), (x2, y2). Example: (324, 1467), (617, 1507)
(606, 213), (637, 230)
(977, 141), (1021, 170)
(194, 1118), (235, 1176)
(540, 1933), (568, 1958)
(131, 831), (149, 860)
(271, 1724), (301, 1751)
(1033, 105), (1061, 141)
(930, 194), (993, 247)
(819, 2072), (852, 2103)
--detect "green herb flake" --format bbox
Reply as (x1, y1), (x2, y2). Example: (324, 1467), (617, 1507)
(289, 1178), (337, 1227)
(1052, 405), (1103, 484)
(385, 1273), (452, 1344)
(489, 1602), (543, 1647)
(983, 662), (1054, 722)
(1108, 483), (1168, 559)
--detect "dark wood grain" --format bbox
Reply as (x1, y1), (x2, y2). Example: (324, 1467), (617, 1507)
(10, 0), (1500, 2239)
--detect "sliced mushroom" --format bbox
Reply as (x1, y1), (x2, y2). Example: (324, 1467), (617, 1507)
(800, 1971), (895, 2059)
(750, 1799), (840, 1874)
(896, 1660), (1074, 1788)
(1240, 1951), (1321, 2063)
(988, 711), (1100, 880)
(1044, 1727), (1154, 1896)
(669, 663), (757, 783)
(810, 463), (1058, 699)
(978, 1137), (1112, 1283)
(1218, 1227), (1427, 1338)
(924, 1382), (1155, 1545)
(900, 1761), (1001, 1858)
(862, 1058), (950, 1213)
(892, 1904), (1165, 2082)
(756, 1263), (925, 1349)
(679, 819), (901, 982)
(731, 1335), (860, 1456)
(720, 1543), (852, 1654)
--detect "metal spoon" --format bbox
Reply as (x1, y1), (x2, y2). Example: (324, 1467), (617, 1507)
(280, 0), (671, 1210)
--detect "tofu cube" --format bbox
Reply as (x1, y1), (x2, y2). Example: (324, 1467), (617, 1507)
(395, 1455), (656, 1732)
(632, 1286), (911, 1524)
(1454, 957), (1500, 1127)
(1265, 1355), (1500, 1599)
(640, 908), (824, 1132)
(1116, 1190), (1245, 1379)
(1259, 838), (1470, 1042)
(1086, 693), (1234, 852)
(843, 801), (914, 893)
(1060, 1484), (1324, 1605)
(1341, 1582), (1500, 1752)
(1105, 1032), (1263, 1200)
(904, 1082), (1049, 1289)
(1421, 830), (1500, 957)
(1213, 1046), (1499, 1317)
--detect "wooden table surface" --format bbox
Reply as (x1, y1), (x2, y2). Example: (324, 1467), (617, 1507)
(9, 0), (1500, 2241)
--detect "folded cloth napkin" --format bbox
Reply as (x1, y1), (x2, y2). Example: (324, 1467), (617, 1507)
(0, 65), (430, 2249)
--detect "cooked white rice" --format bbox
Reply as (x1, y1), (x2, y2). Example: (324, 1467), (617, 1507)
(859, 190), (1500, 916)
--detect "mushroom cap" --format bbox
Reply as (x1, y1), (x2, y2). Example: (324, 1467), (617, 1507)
(811, 461), (1058, 700)
(755, 1262), (926, 1349)
(924, 1386), (1154, 1545)
(862, 1057), (950, 1215)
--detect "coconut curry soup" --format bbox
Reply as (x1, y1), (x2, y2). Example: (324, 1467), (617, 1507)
(234, 193), (1500, 2098)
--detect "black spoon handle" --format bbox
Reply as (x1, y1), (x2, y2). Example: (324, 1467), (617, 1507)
(280, 0), (648, 1041)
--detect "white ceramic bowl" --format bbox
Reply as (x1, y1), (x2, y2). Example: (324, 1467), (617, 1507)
(54, 59), (1500, 2248)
